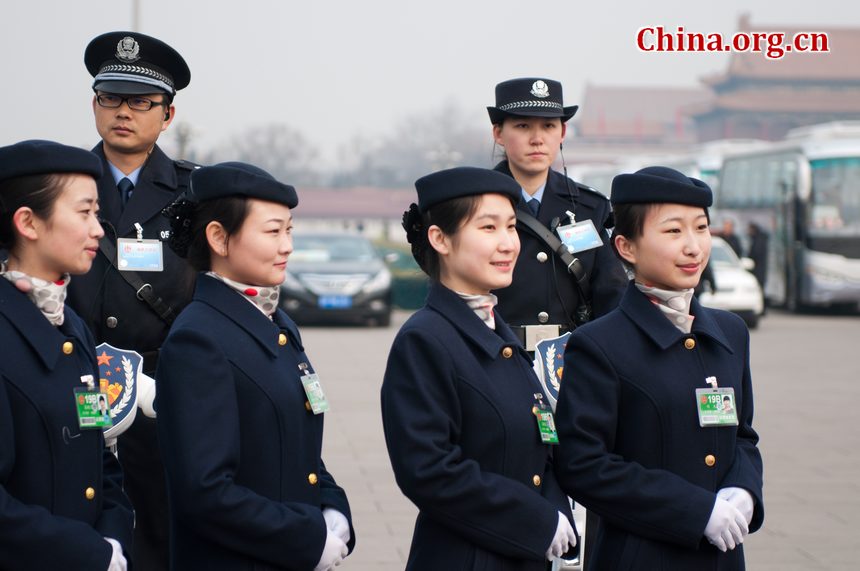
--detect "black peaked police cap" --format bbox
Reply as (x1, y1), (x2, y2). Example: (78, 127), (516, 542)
(414, 166), (521, 214)
(86, 31), (190, 95)
(611, 166), (713, 208)
(487, 77), (578, 125)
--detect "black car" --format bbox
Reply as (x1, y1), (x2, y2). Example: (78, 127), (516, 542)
(280, 233), (393, 326)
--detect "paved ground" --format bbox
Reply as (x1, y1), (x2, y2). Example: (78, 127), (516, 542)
(302, 308), (860, 570)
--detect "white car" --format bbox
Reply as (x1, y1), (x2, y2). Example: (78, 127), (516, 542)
(699, 237), (765, 328)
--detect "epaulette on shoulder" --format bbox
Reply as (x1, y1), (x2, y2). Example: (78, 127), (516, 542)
(575, 181), (610, 201)
(174, 159), (201, 171)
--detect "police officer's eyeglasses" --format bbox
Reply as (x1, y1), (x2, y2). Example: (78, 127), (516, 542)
(96, 93), (168, 112)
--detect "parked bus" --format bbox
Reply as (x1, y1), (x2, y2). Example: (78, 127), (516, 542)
(716, 123), (860, 310)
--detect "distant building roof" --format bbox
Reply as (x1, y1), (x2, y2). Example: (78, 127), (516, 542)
(297, 187), (416, 219)
(574, 85), (712, 143)
(704, 15), (860, 85)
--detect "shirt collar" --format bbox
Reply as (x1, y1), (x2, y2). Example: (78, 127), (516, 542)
(521, 183), (546, 204)
(107, 161), (143, 186)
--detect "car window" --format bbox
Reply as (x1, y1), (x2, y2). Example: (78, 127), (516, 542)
(709, 240), (739, 266)
(292, 236), (378, 262)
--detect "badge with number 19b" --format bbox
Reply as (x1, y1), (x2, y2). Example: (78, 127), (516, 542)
(533, 402), (559, 444)
(695, 387), (739, 427)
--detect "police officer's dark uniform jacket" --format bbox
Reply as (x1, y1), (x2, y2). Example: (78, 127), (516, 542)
(67, 31), (199, 568)
(155, 275), (354, 570)
(0, 279), (134, 569)
(493, 160), (627, 327)
(554, 167), (763, 570)
(381, 282), (575, 570)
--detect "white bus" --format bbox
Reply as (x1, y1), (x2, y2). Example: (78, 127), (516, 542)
(717, 126), (860, 310)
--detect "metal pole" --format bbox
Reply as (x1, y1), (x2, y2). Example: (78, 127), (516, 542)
(131, 0), (140, 31)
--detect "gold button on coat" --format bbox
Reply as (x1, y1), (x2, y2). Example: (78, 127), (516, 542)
(278, 333), (287, 346)
(305, 401), (312, 411)
(308, 473), (318, 485)
(704, 454), (716, 467)
(684, 338), (696, 350)
(501, 347), (513, 359)
(85, 487), (96, 500)
(62, 341), (74, 355)
(532, 475), (542, 487)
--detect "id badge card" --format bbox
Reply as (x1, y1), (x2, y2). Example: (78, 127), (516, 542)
(74, 388), (113, 429)
(117, 238), (164, 271)
(695, 387), (739, 427)
(300, 373), (330, 415)
(532, 402), (559, 444)
(555, 219), (603, 254)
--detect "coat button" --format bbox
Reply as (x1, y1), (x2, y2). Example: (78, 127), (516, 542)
(85, 487), (95, 500)
(278, 333), (287, 346)
(536, 251), (548, 263)
(537, 311), (549, 324)
(305, 401), (312, 411)
(532, 475), (542, 487)
(62, 341), (74, 355)
(308, 473), (318, 485)
(705, 454), (716, 467)
(106, 316), (118, 329)
(684, 338), (696, 350)
(501, 347), (513, 359)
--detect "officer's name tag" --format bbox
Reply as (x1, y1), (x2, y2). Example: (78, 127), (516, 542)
(556, 220), (603, 254)
(533, 403), (559, 444)
(74, 388), (113, 429)
(117, 238), (164, 272)
(301, 373), (330, 415)
(695, 387), (739, 427)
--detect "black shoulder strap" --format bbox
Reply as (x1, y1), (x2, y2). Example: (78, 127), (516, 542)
(97, 235), (177, 325)
(516, 210), (593, 324)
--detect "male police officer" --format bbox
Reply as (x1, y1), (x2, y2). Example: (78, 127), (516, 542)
(67, 31), (197, 570)
(488, 78), (627, 349)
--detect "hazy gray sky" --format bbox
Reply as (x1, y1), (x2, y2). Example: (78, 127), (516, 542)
(3, 1), (858, 165)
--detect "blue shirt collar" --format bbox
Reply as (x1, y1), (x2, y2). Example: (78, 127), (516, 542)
(521, 183), (546, 204)
(107, 162), (143, 187)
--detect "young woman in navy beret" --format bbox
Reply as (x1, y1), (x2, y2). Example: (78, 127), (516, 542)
(156, 162), (354, 570)
(554, 166), (764, 570)
(0, 140), (133, 570)
(381, 166), (577, 570)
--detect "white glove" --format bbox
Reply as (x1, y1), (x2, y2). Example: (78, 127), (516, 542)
(717, 486), (754, 526)
(137, 372), (157, 418)
(545, 511), (577, 561)
(704, 497), (748, 552)
(104, 537), (127, 571)
(313, 528), (348, 571)
(322, 508), (351, 545)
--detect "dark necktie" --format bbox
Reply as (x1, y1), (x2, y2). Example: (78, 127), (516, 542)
(118, 177), (134, 207)
(527, 197), (540, 216)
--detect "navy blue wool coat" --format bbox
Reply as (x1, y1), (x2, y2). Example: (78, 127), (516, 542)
(156, 275), (354, 570)
(555, 282), (764, 570)
(381, 282), (576, 570)
(492, 161), (627, 328)
(0, 278), (133, 569)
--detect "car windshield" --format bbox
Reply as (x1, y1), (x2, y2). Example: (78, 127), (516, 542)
(291, 235), (378, 262)
(810, 157), (860, 237)
(709, 239), (739, 267)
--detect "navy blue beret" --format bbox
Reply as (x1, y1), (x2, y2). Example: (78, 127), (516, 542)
(611, 166), (712, 208)
(487, 77), (578, 125)
(190, 162), (298, 208)
(0, 140), (102, 186)
(414, 166), (521, 213)
(86, 31), (190, 95)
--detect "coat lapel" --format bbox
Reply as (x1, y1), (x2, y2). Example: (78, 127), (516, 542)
(0, 279), (65, 371)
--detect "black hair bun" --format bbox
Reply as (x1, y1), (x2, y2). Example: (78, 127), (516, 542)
(402, 203), (429, 272)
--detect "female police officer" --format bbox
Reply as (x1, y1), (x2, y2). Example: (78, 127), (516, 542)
(0, 140), (133, 570)
(488, 77), (627, 348)
(381, 167), (577, 570)
(554, 167), (763, 570)
(157, 162), (354, 570)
